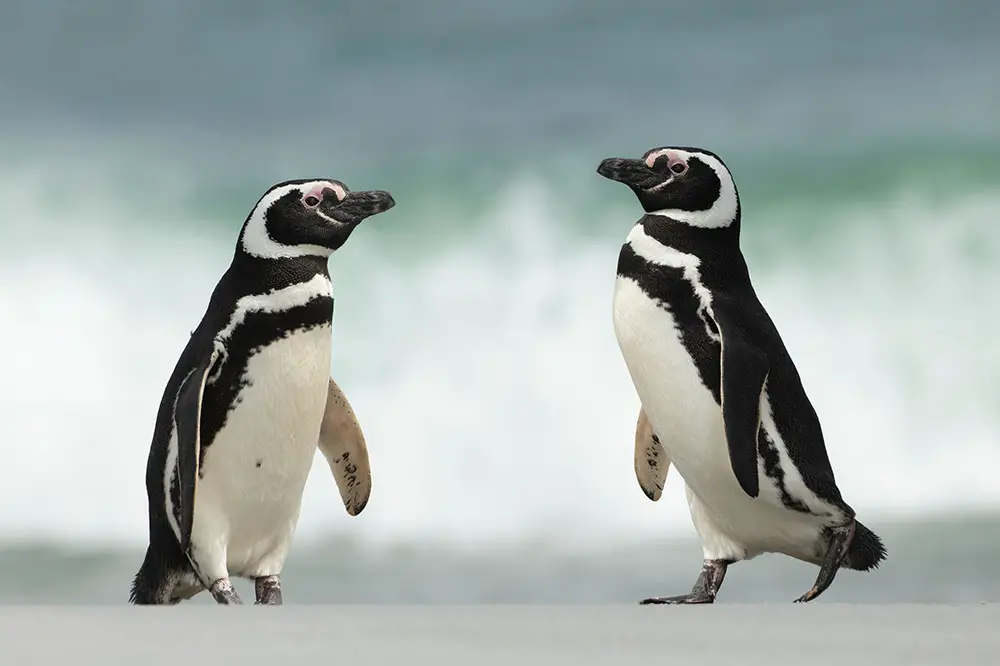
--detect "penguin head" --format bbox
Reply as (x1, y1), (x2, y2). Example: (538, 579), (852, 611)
(597, 147), (739, 228)
(239, 179), (395, 258)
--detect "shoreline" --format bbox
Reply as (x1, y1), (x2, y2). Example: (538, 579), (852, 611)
(4, 605), (998, 663)
(3, 511), (999, 605)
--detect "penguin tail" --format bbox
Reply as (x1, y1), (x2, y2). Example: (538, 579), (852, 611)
(845, 521), (887, 572)
(129, 545), (175, 605)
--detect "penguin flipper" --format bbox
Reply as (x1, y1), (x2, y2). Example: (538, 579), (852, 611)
(714, 301), (768, 499)
(318, 378), (372, 516)
(174, 340), (226, 552)
(634, 407), (670, 501)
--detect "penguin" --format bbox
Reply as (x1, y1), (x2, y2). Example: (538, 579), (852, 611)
(597, 146), (886, 604)
(129, 178), (395, 605)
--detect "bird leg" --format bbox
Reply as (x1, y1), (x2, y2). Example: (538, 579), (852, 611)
(794, 520), (856, 603)
(254, 575), (283, 606)
(640, 558), (732, 605)
(209, 578), (243, 605)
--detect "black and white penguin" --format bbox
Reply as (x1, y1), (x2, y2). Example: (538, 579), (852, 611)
(129, 179), (395, 605)
(597, 146), (886, 604)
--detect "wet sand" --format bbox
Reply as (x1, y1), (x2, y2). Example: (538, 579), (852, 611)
(3, 604), (998, 663)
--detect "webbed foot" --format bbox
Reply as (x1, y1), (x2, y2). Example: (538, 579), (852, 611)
(640, 558), (732, 606)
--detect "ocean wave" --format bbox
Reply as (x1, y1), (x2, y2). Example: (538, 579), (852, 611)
(0, 169), (996, 549)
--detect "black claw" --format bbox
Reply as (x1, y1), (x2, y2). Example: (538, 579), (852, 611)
(794, 521), (856, 603)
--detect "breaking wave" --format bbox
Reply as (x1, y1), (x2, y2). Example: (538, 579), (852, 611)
(0, 164), (997, 550)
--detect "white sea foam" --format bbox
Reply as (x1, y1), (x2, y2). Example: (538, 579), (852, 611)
(0, 170), (997, 550)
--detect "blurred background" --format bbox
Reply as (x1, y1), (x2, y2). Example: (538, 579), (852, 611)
(0, 0), (998, 604)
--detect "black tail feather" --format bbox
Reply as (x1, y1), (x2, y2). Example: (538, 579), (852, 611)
(130, 546), (165, 605)
(130, 543), (191, 605)
(845, 521), (887, 572)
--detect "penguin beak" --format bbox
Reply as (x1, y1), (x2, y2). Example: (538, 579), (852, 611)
(329, 190), (396, 224)
(597, 158), (663, 190)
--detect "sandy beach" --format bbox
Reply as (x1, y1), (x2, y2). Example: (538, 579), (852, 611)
(4, 605), (997, 663)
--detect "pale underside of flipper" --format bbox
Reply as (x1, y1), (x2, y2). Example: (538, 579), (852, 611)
(317, 378), (372, 516)
(634, 406), (670, 501)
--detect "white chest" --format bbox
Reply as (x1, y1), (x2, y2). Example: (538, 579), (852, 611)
(205, 324), (332, 493)
(612, 229), (739, 495)
(189, 323), (333, 575)
(612, 276), (728, 478)
(611, 231), (835, 557)
(613, 268), (834, 561)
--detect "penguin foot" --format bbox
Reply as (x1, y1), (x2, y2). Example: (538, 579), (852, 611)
(640, 558), (731, 606)
(794, 520), (856, 603)
(639, 593), (714, 605)
(254, 575), (283, 606)
(209, 578), (244, 605)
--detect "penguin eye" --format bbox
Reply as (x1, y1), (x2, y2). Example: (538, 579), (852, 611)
(670, 162), (687, 174)
(304, 195), (321, 207)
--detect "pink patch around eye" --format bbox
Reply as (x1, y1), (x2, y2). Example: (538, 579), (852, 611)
(645, 150), (687, 171)
(303, 184), (327, 203)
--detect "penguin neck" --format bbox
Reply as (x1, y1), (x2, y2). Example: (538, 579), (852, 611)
(228, 249), (332, 294)
(638, 211), (742, 260)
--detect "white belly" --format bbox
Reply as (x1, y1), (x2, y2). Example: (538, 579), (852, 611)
(190, 324), (332, 579)
(613, 277), (826, 561)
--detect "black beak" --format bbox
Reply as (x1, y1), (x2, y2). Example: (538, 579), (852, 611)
(597, 157), (662, 189)
(330, 190), (396, 224)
